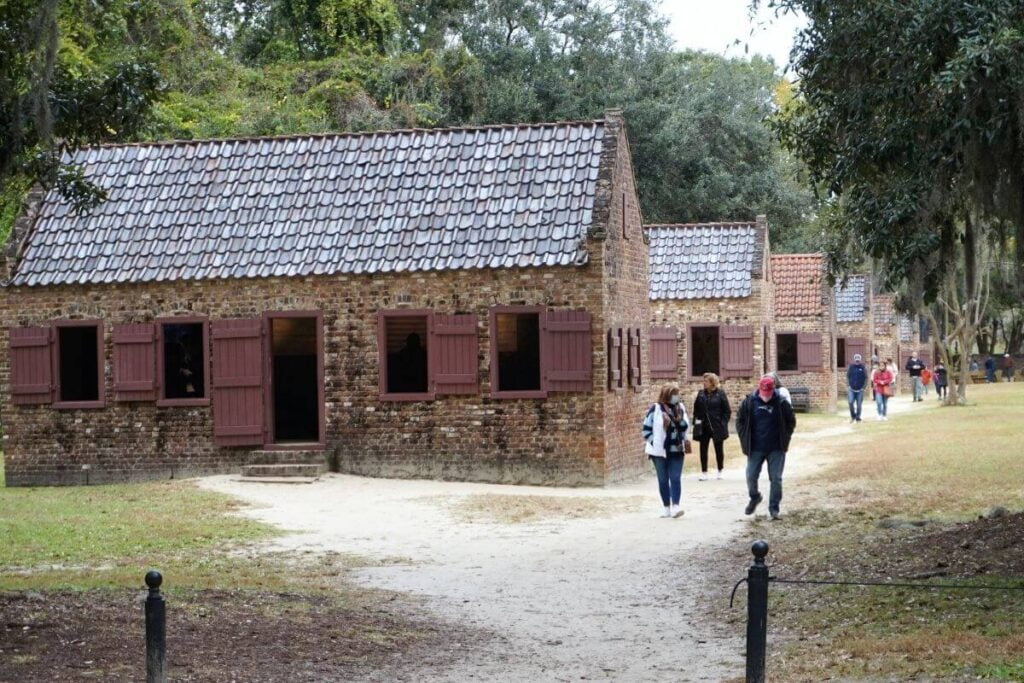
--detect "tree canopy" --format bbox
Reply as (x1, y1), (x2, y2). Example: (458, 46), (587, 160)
(1, 0), (820, 249)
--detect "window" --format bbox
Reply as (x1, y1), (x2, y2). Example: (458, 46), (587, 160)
(159, 320), (208, 404)
(690, 325), (720, 376)
(55, 322), (103, 408)
(381, 312), (430, 398)
(837, 338), (847, 368)
(493, 310), (542, 395)
(777, 333), (799, 372)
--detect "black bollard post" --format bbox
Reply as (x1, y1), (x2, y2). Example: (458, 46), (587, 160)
(144, 570), (166, 683)
(745, 540), (770, 683)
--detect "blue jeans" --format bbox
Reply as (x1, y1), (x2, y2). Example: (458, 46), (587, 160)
(875, 392), (888, 417)
(746, 450), (785, 515)
(650, 454), (683, 506)
(847, 388), (864, 420)
(912, 377), (924, 401)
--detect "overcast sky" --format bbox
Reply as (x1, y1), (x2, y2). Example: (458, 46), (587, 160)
(660, 1), (806, 70)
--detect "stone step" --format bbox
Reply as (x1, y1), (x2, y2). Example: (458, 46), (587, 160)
(237, 476), (319, 485)
(245, 450), (326, 466)
(240, 463), (324, 478)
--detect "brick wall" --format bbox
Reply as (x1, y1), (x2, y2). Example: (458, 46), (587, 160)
(0, 265), (618, 486)
(598, 112), (652, 483)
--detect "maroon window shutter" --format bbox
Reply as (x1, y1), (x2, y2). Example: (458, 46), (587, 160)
(719, 326), (755, 379)
(9, 326), (53, 404)
(607, 328), (622, 390)
(797, 332), (823, 372)
(431, 314), (479, 395)
(544, 310), (592, 392)
(113, 323), (157, 401)
(649, 327), (678, 379)
(211, 319), (264, 447)
(845, 337), (868, 366)
(627, 327), (643, 390)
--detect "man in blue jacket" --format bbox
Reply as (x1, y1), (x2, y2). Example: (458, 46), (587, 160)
(736, 375), (797, 520)
(846, 353), (868, 422)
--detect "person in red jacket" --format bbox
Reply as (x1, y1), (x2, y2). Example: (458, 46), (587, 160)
(872, 361), (894, 420)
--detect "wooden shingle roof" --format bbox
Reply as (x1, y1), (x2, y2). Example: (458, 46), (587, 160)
(11, 120), (608, 286)
(646, 222), (762, 300)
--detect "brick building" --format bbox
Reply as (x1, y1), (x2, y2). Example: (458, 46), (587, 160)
(646, 218), (773, 405)
(872, 292), (899, 376)
(834, 274), (874, 394)
(1, 111), (652, 487)
(769, 254), (837, 412)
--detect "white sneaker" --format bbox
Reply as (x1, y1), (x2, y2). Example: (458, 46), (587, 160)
(699, 473), (708, 481)
(716, 470), (723, 480)
(670, 504), (684, 518)
(661, 506), (672, 518)
(883, 416), (888, 421)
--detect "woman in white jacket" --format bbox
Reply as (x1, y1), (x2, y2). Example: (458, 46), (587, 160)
(643, 383), (690, 518)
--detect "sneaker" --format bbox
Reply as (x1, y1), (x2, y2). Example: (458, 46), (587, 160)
(716, 470), (723, 480)
(671, 504), (684, 518)
(769, 510), (781, 521)
(744, 493), (763, 515)
(883, 416), (888, 421)
(699, 473), (708, 481)
(660, 506), (671, 518)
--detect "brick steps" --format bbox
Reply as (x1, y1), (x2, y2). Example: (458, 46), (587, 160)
(237, 475), (319, 485)
(240, 462), (324, 478)
(245, 450), (325, 465)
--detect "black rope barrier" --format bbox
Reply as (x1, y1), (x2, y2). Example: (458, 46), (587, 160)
(769, 577), (1024, 591)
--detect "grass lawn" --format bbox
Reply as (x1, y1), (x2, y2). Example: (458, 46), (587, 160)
(714, 383), (1024, 681)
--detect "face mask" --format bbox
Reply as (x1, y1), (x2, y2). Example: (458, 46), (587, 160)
(669, 395), (680, 405)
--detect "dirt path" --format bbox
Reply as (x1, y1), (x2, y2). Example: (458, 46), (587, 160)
(200, 395), (934, 681)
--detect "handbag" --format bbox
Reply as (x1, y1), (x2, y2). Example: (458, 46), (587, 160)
(692, 419), (704, 441)
(684, 440), (692, 454)
(883, 384), (894, 397)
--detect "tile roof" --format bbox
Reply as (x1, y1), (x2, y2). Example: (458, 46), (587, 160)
(11, 120), (608, 287)
(771, 253), (826, 317)
(646, 222), (761, 300)
(899, 315), (915, 342)
(834, 274), (869, 322)
(873, 294), (895, 335)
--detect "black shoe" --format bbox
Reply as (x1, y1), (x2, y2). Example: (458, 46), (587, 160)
(744, 493), (763, 515)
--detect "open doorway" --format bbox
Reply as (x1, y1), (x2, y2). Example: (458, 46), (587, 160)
(268, 315), (322, 444)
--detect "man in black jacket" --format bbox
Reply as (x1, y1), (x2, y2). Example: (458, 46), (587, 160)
(735, 375), (797, 520)
(905, 352), (926, 401)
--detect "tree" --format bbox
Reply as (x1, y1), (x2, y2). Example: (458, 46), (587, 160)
(0, 0), (162, 234)
(766, 0), (1024, 403)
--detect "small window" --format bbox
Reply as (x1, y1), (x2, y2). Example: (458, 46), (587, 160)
(56, 323), (103, 407)
(384, 315), (429, 395)
(691, 325), (720, 376)
(777, 333), (799, 372)
(494, 311), (541, 394)
(161, 322), (207, 402)
(837, 338), (847, 368)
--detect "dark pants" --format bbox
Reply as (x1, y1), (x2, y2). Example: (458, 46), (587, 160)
(650, 454), (683, 506)
(699, 438), (725, 472)
(936, 384), (947, 399)
(746, 450), (785, 515)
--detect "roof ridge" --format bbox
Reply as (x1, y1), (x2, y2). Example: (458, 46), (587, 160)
(79, 118), (607, 151)
(646, 221), (757, 228)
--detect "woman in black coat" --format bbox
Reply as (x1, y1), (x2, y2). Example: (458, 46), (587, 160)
(693, 372), (731, 480)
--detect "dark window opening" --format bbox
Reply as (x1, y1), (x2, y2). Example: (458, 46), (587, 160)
(777, 334), (799, 372)
(691, 326), (720, 376)
(496, 313), (541, 392)
(272, 317), (319, 442)
(58, 326), (99, 402)
(162, 323), (206, 399)
(837, 338), (847, 368)
(385, 316), (429, 394)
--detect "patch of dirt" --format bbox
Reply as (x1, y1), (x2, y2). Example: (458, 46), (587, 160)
(0, 588), (475, 682)
(422, 493), (649, 524)
(885, 511), (1024, 578)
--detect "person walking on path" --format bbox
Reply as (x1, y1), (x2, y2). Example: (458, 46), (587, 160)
(872, 361), (894, 420)
(905, 352), (927, 401)
(846, 353), (868, 423)
(985, 355), (996, 383)
(736, 375), (796, 521)
(643, 383), (690, 518)
(886, 357), (899, 394)
(1002, 354), (1015, 382)
(934, 361), (949, 401)
(921, 367), (932, 397)
(693, 373), (731, 481)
